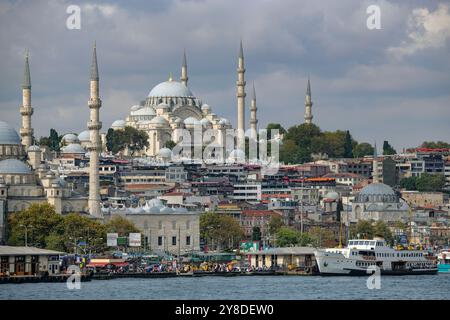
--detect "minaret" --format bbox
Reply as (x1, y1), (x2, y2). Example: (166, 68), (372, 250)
(372, 142), (380, 183)
(87, 42), (102, 218)
(236, 40), (246, 149)
(250, 82), (258, 137)
(304, 77), (313, 124)
(180, 50), (188, 86)
(20, 50), (33, 150)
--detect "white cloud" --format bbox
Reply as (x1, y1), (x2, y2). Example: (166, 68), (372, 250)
(388, 3), (450, 58)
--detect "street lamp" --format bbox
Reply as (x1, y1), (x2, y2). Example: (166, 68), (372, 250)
(20, 224), (33, 247)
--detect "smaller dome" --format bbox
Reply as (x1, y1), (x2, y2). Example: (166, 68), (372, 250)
(0, 159), (32, 174)
(184, 117), (201, 126)
(28, 145), (40, 152)
(324, 191), (339, 200)
(147, 198), (164, 207)
(219, 118), (231, 126)
(132, 106), (156, 116)
(149, 206), (161, 214)
(78, 130), (90, 142)
(200, 118), (212, 127)
(62, 133), (79, 144)
(201, 104), (211, 112)
(228, 149), (246, 163)
(0, 121), (20, 145)
(130, 104), (141, 111)
(111, 120), (126, 129)
(158, 148), (172, 158)
(160, 207), (173, 214)
(360, 183), (396, 197)
(150, 116), (169, 126)
(62, 143), (85, 154)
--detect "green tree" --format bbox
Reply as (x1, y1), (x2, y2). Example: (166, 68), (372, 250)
(400, 176), (417, 190)
(63, 213), (107, 254)
(343, 130), (353, 158)
(106, 128), (116, 153)
(252, 226), (261, 241)
(350, 220), (374, 239)
(164, 140), (177, 149)
(105, 216), (141, 236)
(373, 221), (394, 246)
(106, 126), (149, 155)
(420, 141), (450, 149)
(7, 203), (111, 253)
(266, 123), (286, 140)
(353, 142), (374, 158)
(280, 139), (303, 164)
(7, 203), (64, 248)
(268, 215), (284, 235)
(382, 140), (396, 155)
(416, 173), (445, 192)
(276, 227), (300, 247)
(307, 226), (336, 248)
(49, 129), (61, 152)
(200, 212), (244, 250)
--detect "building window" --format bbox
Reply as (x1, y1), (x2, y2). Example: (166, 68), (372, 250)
(186, 236), (191, 246)
(172, 221), (176, 230)
(158, 236), (163, 246)
(158, 221), (162, 230)
(172, 236), (177, 246)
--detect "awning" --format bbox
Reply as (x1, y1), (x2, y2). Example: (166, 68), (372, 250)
(87, 262), (129, 267)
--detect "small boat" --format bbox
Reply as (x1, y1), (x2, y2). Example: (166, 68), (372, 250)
(437, 251), (450, 273)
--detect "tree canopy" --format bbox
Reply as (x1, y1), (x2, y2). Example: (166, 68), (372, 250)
(382, 140), (396, 155)
(400, 173), (445, 192)
(106, 126), (149, 155)
(38, 128), (61, 152)
(349, 220), (394, 246)
(7, 203), (140, 253)
(353, 142), (374, 158)
(279, 123), (359, 164)
(420, 141), (450, 149)
(200, 212), (244, 250)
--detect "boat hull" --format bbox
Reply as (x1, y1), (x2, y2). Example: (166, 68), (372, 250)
(314, 250), (438, 276)
(438, 264), (450, 273)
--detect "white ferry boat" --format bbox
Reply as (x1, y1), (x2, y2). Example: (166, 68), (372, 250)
(314, 237), (438, 275)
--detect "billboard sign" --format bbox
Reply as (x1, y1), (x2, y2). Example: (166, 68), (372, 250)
(129, 233), (142, 247)
(107, 233), (118, 247)
(239, 241), (260, 253)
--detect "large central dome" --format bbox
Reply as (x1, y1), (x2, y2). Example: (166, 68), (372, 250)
(148, 79), (193, 98)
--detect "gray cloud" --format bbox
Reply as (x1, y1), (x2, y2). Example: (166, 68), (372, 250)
(0, 0), (449, 152)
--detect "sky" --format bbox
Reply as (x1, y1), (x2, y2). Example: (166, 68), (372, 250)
(0, 0), (449, 152)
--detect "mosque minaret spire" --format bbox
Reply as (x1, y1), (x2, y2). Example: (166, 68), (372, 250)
(20, 50), (33, 150)
(181, 49), (188, 86)
(250, 82), (257, 137)
(87, 41), (102, 218)
(304, 76), (313, 124)
(236, 40), (246, 149)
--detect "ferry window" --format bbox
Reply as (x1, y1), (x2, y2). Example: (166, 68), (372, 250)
(364, 241), (369, 245)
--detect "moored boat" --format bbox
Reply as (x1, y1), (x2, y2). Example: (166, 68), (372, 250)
(314, 237), (438, 276)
